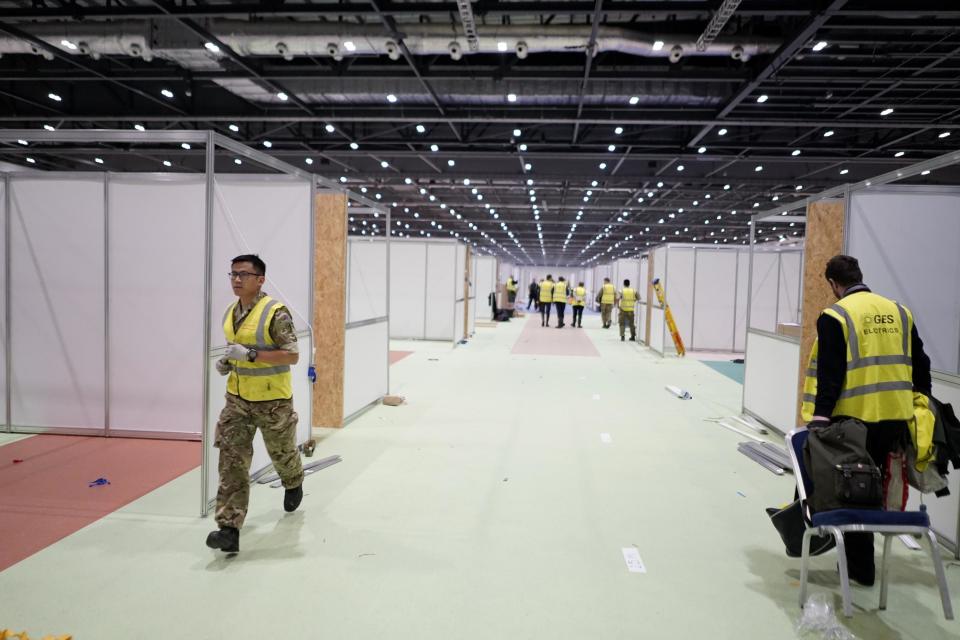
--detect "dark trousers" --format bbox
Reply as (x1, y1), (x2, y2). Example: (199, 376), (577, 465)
(844, 421), (910, 580)
(572, 305), (584, 326)
(527, 294), (537, 310)
(554, 302), (566, 326)
(540, 301), (551, 325)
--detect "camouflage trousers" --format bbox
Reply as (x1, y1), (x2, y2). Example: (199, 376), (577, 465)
(600, 303), (613, 326)
(214, 393), (304, 529)
(619, 309), (636, 339)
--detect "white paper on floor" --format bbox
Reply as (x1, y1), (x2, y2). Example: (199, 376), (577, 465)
(600, 433), (612, 444)
(592, 393), (601, 400)
(622, 547), (647, 573)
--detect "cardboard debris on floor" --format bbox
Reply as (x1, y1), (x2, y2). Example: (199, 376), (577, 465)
(383, 395), (405, 406)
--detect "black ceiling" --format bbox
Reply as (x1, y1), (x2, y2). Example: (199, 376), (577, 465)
(1, 1), (959, 264)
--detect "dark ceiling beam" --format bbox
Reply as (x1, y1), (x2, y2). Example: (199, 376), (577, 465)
(571, 0), (605, 145)
(686, 0), (849, 148)
(0, 23), (189, 116)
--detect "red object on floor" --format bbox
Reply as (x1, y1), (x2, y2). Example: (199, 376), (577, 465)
(0, 435), (199, 572)
(389, 350), (413, 365)
(511, 314), (601, 357)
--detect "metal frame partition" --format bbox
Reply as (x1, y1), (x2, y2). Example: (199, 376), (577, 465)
(0, 129), (382, 516)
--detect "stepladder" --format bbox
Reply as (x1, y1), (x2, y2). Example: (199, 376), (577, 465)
(651, 278), (686, 356)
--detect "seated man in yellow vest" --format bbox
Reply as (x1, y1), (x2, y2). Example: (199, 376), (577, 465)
(801, 255), (932, 586)
(207, 254), (305, 554)
(599, 278), (616, 328)
(506, 276), (518, 307)
(539, 275), (554, 327)
(618, 279), (638, 342)
(553, 276), (569, 329)
(571, 281), (587, 328)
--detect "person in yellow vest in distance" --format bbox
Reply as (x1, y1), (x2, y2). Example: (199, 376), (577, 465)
(800, 255), (932, 587)
(539, 274), (554, 327)
(207, 254), (305, 554)
(618, 279), (638, 342)
(552, 276), (569, 328)
(598, 277), (616, 328)
(571, 281), (587, 328)
(506, 275), (518, 306)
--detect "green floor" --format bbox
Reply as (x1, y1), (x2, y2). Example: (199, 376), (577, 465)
(1, 319), (956, 639)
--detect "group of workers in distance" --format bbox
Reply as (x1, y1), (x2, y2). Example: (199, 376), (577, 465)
(514, 274), (641, 341)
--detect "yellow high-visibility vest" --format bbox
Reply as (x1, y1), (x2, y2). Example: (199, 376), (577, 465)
(506, 278), (517, 293)
(619, 287), (637, 312)
(573, 286), (586, 306)
(601, 283), (615, 304)
(539, 280), (554, 303)
(223, 295), (293, 401)
(553, 280), (569, 302)
(800, 291), (914, 423)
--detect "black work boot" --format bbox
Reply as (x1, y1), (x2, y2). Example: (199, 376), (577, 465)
(206, 526), (239, 553)
(621, 335), (625, 342)
(284, 484), (303, 512)
(629, 336), (636, 341)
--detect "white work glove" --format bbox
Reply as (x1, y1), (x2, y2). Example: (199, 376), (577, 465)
(224, 343), (251, 362)
(215, 358), (233, 376)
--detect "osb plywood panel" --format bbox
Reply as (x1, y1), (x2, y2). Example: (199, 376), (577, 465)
(645, 250), (655, 345)
(796, 199), (845, 424)
(312, 192), (348, 428)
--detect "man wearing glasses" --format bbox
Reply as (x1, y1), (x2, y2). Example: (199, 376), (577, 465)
(206, 254), (304, 554)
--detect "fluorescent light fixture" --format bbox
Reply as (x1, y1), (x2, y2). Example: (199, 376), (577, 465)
(263, 140), (272, 148)
(16, 139), (27, 146)
(26, 157), (36, 164)
(723, 184), (730, 190)
(525, 163), (532, 171)
(823, 130), (834, 137)
(880, 108), (894, 116)
(430, 144), (439, 152)
(134, 124), (145, 132)
(343, 41), (356, 52)
(921, 170), (931, 176)
(229, 124), (240, 132)
(519, 143), (528, 152)
(812, 41), (828, 52)
(718, 128), (727, 136)
(513, 128), (522, 137)
(677, 164), (685, 171)
(43, 124), (55, 131)
(839, 168), (849, 175)
(608, 145), (616, 152)
(599, 162), (607, 170)
(162, 160), (172, 167)
(754, 165), (763, 172)
(657, 181), (664, 187)
(234, 158), (242, 165)
(60, 39), (78, 50)
(415, 124), (426, 133)
(386, 94), (398, 103)
(697, 146), (706, 154)
(324, 124), (335, 133)
(628, 96), (639, 105)
(94, 157), (104, 164)
(653, 40), (665, 51)
(277, 91), (289, 101)
(497, 41), (508, 52)
(380, 160), (389, 168)
(938, 131), (951, 139)
(339, 176), (347, 183)
(757, 94), (768, 103)
(204, 42), (220, 53)
(894, 151), (904, 158)
(447, 159), (455, 167)
(795, 185), (803, 190)
(305, 158), (314, 165)
(791, 149), (801, 156)
(350, 142), (359, 150)
(507, 93), (517, 102)
(180, 143), (191, 150)
(48, 92), (62, 102)
(614, 126), (623, 135)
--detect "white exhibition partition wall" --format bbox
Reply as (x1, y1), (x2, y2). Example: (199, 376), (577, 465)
(647, 244), (750, 354)
(388, 238), (462, 342)
(344, 237), (389, 419)
(747, 245), (804, 335)
(205, 175), (314, 500)
(611, 259), (641, 292)
(0, 178), (5, 428)
(475, 256), (498, 320)
(742, 330), (802, 433)
(848, 185), (960, 554)
(848, 186), (960, 375)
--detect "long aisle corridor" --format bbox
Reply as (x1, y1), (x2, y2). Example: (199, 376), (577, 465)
(1, 318), (957, 639)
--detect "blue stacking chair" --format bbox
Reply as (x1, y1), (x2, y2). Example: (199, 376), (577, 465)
(785, 427), (953, 619)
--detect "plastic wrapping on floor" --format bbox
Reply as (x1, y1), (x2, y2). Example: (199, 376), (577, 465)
(797, 594), (857, 640)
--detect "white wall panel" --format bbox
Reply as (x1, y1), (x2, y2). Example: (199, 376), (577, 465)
(389, 241), (427, 338)
(777, 251), (803, 327)
(743, 331), (801, 433)
(638, 257), (649, 302)
(425, 242), (457, 341)
(637, 302), (647, 343)
(108, 175), (205, 435)
(665, 247), (695, 351)
(475, 256), (497, 319)
(347, 237), (388, 323)
(10, 177), (105, 430)
(848, 187), (960, 374)
(650, 307), (666, 354)
(692, 249), (738, 351)
(749, 252), (780, 332)
(734, 250), (750, 352)
(455, 244), (466, 299)
(0, 178), (6, 427)
(344, 322), (388, 418)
